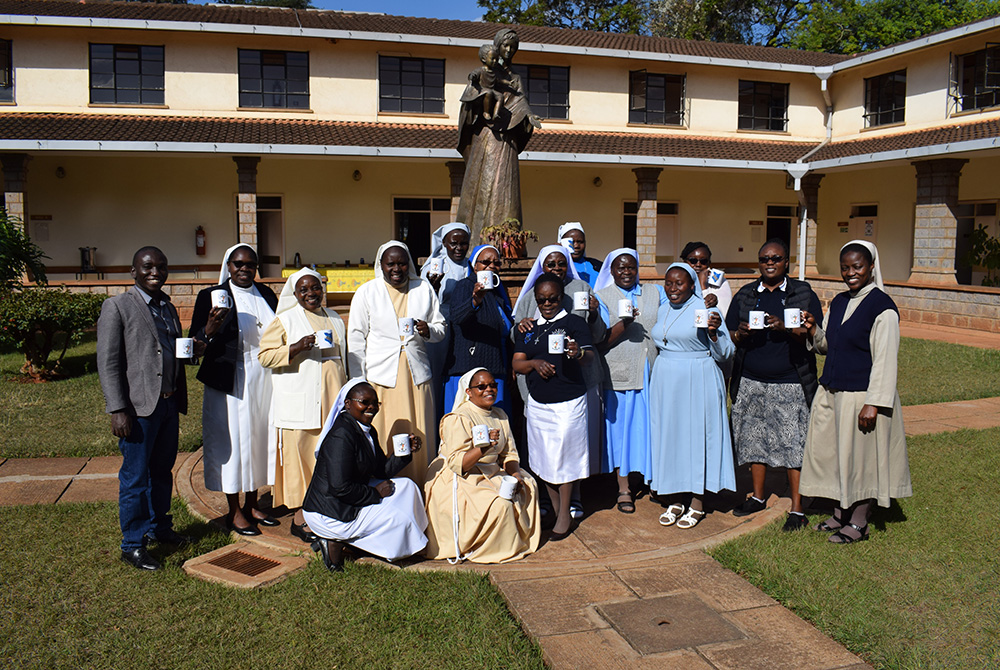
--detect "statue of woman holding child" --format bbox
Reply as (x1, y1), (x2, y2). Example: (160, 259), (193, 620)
(457, 28), (541, 243)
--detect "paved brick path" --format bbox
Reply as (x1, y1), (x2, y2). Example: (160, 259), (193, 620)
(2, 322), (997, 668)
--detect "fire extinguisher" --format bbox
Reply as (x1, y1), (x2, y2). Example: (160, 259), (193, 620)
(195, 225), (206, 256)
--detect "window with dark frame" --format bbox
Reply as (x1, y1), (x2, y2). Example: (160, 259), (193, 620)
(629, 70), (685, 125)
(511, 64), (569, 120)
(89, 43), (164, 106)
(957, 46), (1000, 112)
(738, 80), (788, 131)
(863, 69), (906, 127)
(238, 49), (309, 110)
(379, 56), (445, 114)
(0, 40), (12, 103)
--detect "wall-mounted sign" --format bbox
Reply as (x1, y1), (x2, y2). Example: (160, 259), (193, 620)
(30, 214), (52, 220)
(748, 220), (763, 226)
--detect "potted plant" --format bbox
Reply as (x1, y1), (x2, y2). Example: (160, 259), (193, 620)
(481, 218), (538, 259)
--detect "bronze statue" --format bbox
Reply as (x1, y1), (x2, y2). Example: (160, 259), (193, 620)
(457, 28), (541, 243)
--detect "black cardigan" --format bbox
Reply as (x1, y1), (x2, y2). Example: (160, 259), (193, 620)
(302, 412), (411, 522)
(188, 280), (278, 394)
(444, 275), (513, 379)
(726, 277), (821, 406)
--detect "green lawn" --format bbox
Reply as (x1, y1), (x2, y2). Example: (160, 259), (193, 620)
(0, 332), (204, 458)
(710, 427), (1000, 670)
(0, 499), (544, 670)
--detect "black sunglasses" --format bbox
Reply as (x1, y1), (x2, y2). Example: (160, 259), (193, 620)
(537, 296), (562, 304)
(471, 382), (498, 391)
(685, 257), (710, 266)
(229, 260), (258, 270)
(758, 255), (785, 264)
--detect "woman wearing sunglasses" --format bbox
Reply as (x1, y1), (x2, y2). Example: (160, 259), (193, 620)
(424, 368), (540, 563)
(725, 238), (823, 531)
(190, 244), (278, 535)
(682, 241), (732, 317)
(442, 244), (515, 415)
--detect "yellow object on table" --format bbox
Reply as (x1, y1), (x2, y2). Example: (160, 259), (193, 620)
(326, 266), (372, 293)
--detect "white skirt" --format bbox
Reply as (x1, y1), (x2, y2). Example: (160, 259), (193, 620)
(303, 478), (429, 562)
(527, 394), (590, 485)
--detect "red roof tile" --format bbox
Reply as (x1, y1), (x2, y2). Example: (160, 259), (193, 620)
(0, 0), (848, 67)
(0, 112), (813, 163)
(811, 119), (1000, 162)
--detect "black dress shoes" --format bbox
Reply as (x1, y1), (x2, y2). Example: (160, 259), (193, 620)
(228, 519), (261, 536)
(250, 514), (280, 527)
(311, 538), (344, 572)
(121, 547), (161, 571)
(290, 521), (318, 544)
(146, 528), (192, 546)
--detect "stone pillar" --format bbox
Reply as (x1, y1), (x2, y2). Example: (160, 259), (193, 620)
(799, 173), (824, 276)
(633, 167), (662, 274)
(1, 153), (30, 229)
(233, 156), (260, 248)
(446, 161), (465, 221)
(908, 158), (967, 284)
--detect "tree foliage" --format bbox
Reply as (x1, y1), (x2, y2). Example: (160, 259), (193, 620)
(479, 0), (648, 34)
(0, 208), (47, 297)
(0, 287), (106, 380)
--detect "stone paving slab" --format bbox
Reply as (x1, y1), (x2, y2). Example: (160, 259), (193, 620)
(79, 455), (122, 475)
(0, 457), (87, 478)
(899, 322), (1000, 349)
(901, 397), (1000, 436)
(0, 479), (69, 506)
(536, 628), (717, 670)
(60, 476), (118, 503)
(495, 570), (629, 637)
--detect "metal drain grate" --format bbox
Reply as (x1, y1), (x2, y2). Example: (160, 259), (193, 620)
(206, 549), (281, 577)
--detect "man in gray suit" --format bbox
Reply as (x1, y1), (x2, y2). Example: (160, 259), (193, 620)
(97, 246), (203, 571)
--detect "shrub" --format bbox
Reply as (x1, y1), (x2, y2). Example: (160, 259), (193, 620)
(0, 287), (106, 380)
(0, 208), (47, 296)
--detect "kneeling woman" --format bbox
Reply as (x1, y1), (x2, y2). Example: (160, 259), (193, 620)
(512, 274), (594, 540)
(302, 379), (428, 570)
(424, 368), (540, 563)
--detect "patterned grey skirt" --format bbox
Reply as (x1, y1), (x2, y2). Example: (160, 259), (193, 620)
(731, 377), (810, 468)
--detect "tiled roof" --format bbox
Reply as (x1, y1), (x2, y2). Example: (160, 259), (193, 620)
(0, 0), (849, 67)
(0, 112), (812, 163)
(811, 119), (1000, 162)
(0, 113), (995, 166)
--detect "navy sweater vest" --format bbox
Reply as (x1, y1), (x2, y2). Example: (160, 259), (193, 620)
(818, 287), (897, 392)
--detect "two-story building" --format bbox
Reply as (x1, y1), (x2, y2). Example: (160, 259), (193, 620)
(2, 0), (1000, 326)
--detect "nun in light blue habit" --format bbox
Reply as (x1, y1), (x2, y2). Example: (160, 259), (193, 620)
(648, 262), (735, 530)
(593, 248), (667, 512)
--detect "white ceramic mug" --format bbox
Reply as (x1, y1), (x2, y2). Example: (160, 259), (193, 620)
(694, 309), (709, 328)
(547, 333), (566, 355)
(749, 310), (766, 330)
(210, 289), (231, 309)
(427, 257), (443, 275)
(559, 237), (574, 250)
(398, 317), (415, 337)
(573, 291), (589, 311)
(498, 475), (518, 500)
(315, 329), (334, 348)
(392, 433), (411, 457)
(175, 337), (194, 359)
(471, 424), (491, 447)
(617, 298), (634, 319)
(784, 308), (802, 329)
(476, 270), (500, 289)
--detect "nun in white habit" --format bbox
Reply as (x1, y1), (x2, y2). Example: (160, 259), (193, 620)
(189, 243), (278, 534)
(348, 241), (447, 485)
(302, 378), (429, 567)
(258, 267), (348, 542)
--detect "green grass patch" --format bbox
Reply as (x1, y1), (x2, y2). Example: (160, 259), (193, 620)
(896, 337), (1000, 405)
(710, 427), (1000, 670)
(0, 499), (544, 670)
(0, 332), (204, 458)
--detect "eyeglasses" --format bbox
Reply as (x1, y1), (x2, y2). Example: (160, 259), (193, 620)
(544, 262), (567, 269)
(685, 257), (710, 266)
(229, 260), (258, 270)
(758, 255), (785, 264)
(471, 382), (498, 391)
(537, 296), (562, 304)
(477, 257), (501, 268)
(349, 398), (380, 408)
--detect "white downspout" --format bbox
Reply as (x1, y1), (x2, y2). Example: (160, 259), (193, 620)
(788, 68), (834, 280)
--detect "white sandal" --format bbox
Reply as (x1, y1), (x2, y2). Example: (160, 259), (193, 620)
(676, 507), (706, 529)
(658, 504), (686, 527)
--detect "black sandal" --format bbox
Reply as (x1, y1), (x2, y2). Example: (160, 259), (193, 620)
(829, 523), (869, 544)
(815, 509), (845, 532)
(616, 491), (635, 514)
